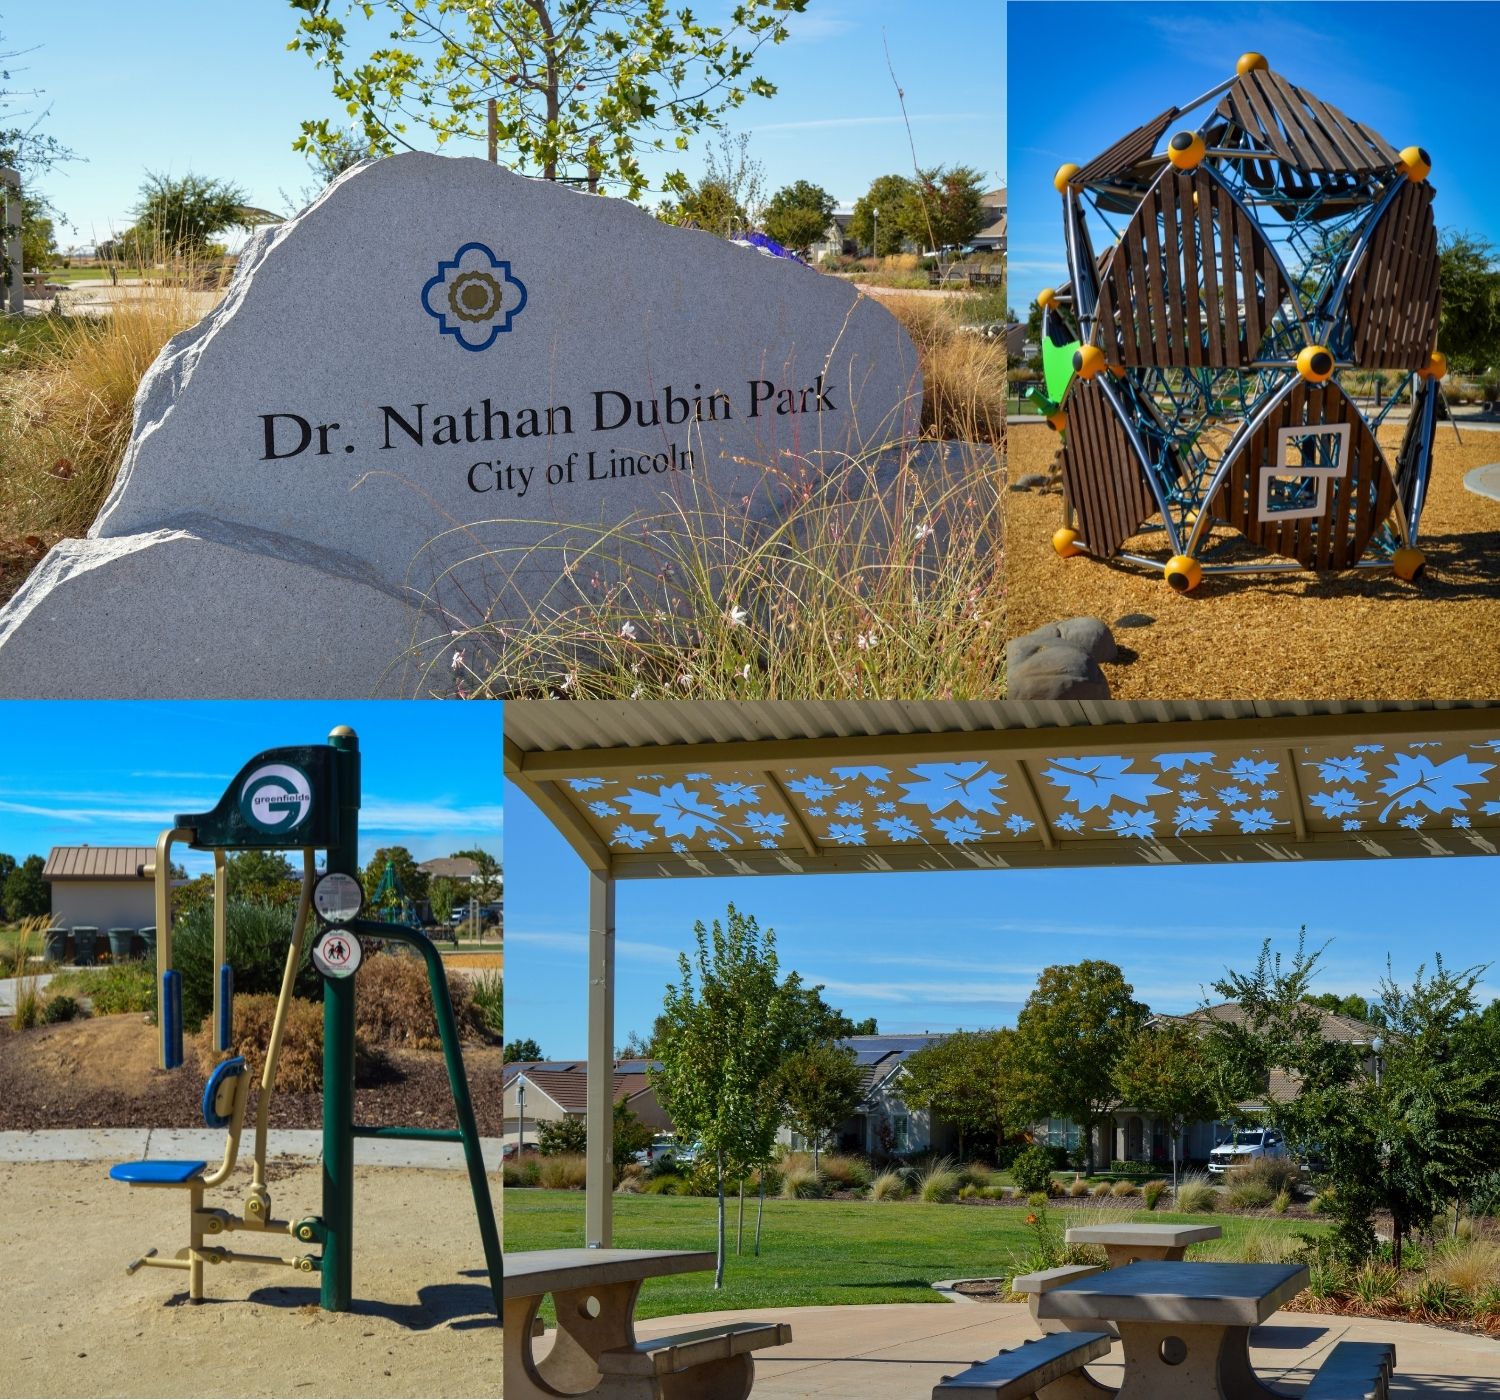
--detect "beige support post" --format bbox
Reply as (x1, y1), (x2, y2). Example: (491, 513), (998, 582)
(149, 827), (194, 1070)
(586, 866), (616, 1248)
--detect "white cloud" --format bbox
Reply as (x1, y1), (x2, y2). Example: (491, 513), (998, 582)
(506, 930), (681, 967)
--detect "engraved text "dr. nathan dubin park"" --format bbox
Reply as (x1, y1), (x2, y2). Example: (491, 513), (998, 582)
(256, 376), (838, 500)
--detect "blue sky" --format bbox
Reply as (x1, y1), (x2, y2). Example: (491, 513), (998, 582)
(1007, 1), (1500, 317)
(504, 776), (1500, 1058)
(0, 702), (501, 878)
(8, 0), (1002, 250)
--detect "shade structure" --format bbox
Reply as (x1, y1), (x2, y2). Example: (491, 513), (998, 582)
(503, 699), (1500, 1246)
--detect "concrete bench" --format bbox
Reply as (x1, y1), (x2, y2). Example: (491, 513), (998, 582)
(595, 1320), (790, 1398)
(1010, 1264), (1108, 1335)
(1304, 1340), (1396, 1400)
(933, 1330), (1114, 1399)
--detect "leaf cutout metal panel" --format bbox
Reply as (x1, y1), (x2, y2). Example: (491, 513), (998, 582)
(1344, 181), (1441, 368)
(1213, 69), (1398, 174)
(1210, 378), (1396, 569)
(1095, 165), (1290, 369)
(1298, 740), (1500, 835)
(1059, 378), (1161, 558)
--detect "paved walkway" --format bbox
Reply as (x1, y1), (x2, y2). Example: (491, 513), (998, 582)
(627, 1302), (1500, 1397)
(0, 971), (54, 1013)
(1465, 463), (1500, 502)
(0, 1128), (505, 1170)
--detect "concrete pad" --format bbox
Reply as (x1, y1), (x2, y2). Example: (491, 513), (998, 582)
(0, 1128), (149, 1162)
(143, 1127), (321, 1160)
(630, 1301), (1500, 1398)
(353, 1136), (504, 1170)
(1464, 463), (1500, 502)
(0, 972), (54, 1013)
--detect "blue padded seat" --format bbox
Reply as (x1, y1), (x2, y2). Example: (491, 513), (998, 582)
(110, 1159), (208, 1184)
(201, 1056), (248, 1129)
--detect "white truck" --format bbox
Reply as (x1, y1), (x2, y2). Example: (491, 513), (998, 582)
(1207, 1127), (1287, 1175)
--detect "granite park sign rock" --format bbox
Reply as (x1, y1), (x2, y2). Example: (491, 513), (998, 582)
(0, 153), (921, 697)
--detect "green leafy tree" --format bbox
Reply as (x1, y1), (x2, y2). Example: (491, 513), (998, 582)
(848, 174), (917, 257)
(762, 179), (835, 257)
(505, 1036), (544, 1063)
(361, 845), (430, 907)
(20, 194), (56, 270)
(1011, 961), (1148, 1173)
(2, 28), (75, 283)
(130, 171), (276, 256)
(225, 850), (298, 906)
(1, 854), (47, 921)
(1437, 231), (1500, 373)
(1308, 992), (1376, 1022)
(0, 853), (15, 892)
(651, 904), (803, 1288)
(537, 1115), (587, 1155)
(429, 875), (460, 925)
(776, 1040), (862, 1168)
(1113, 1021), (1217, 1190)
(290, 0), (807, 202)
(899, 1028), (1020, 1158)
(658, 178), (747, 237)
(909, 165), (987, 253)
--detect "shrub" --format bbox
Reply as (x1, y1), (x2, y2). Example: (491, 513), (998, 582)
(1306, 1260), (1347, 1300)
(469, 967), (503, 1035)
(1110, 1180), (1139, 1198)
(537, 1117), (588, 1156)
(820, 1154), (872, 1190)
(49, 961), (155, 1015)
(979, 1186), (1005, 1200)
(641, 1175), (681, 1195)
(41, 994), (81, 1024)
(503, 1157), (541, 1188)
(1430, 1238), (1500, 1296)
(352, 951), (491, 1047)
(1027, 1191), (1049, 1208)
(868, 1169), (907, 1201)
(538, 1154), (588, 1190)
(684, 1158), (723, 1197)
(1351, 1263), (1399, 1306)
(1272, 1188), (1292, 1215)
(1225, 1179), (1276, 1210)
(1067, 1175), (1091, 1198)
(173, 901), (317, 1030)
(956, 1161), (994, 1189)
(916, 1158), (961, 1203)
(780, 1164), (826, 1200)
(1225, 1156), (1300, 1196)
(1174, 1173), (1217, 1213)
(1010, 1145), (1055, 1195)
(1142, 1180), (1167, 1210)
(192, 993), (375, 1093)
(1091, 1181), (1114, 1198)
(1410, 1277), (1466, 1318)
(615, 1173), (644, 1194)
(958, 1183), (981, 1200)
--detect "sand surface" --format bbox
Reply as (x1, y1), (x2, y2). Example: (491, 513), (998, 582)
(1007, 421), (1500, 698)
(2, 1160), (500, 1398)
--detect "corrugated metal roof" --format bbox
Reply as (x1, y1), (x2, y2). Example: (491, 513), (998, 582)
(505, 699), (1496, 756)
(42, 846), (154, 881)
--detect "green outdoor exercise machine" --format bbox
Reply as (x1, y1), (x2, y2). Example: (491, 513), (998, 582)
(108, 725), (501, 1318)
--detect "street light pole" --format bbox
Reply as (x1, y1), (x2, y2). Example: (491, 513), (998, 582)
(518, 1082), (527, 1155)
(873, 206), (879, 259)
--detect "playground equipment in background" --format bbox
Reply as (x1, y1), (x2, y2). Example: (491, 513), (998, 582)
(1034, 51), (1451, 591)
(110, 726), (501, 1317)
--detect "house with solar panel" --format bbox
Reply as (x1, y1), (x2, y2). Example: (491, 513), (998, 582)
(502, 1058), (674, 1150)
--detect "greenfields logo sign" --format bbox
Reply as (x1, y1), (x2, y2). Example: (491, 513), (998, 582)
(239, 762), (314, 834)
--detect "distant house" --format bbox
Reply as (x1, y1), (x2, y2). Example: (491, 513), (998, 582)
(1037, 1001), (1382, 1167)
(418, 854), (502, 927)
(502, 1058), (672, 1144)
(42, 846), (155, 930)
(970, 188), (1006, 255)
(810, 208), (856, 261)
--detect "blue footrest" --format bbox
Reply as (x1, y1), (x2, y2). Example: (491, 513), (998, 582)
(110, 1160), (208, 1184)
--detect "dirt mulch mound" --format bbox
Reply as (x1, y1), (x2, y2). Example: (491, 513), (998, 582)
(1007, 423), (1500, 698)
(0, 1015), (502, 1134)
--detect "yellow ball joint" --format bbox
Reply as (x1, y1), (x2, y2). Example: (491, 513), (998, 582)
(1419, 350), (1447, 380)
(1046, 408), (1068, 433)
(1297, 344), (1336, 383)
(1037, 287), (1057, 309)
(1398, 145), (1432, 182)
(1167, 131), (1206, 171)
(1053, 528), (1084, 559)
(1164, 555), (1204, 593)
(1054, 163), (1080, 193)
(1072, 344), (1107, 380)
(1393, 548), (1427, 582)
(1236, 52), (1269, 75)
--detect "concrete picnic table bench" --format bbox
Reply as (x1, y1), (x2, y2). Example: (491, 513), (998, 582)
(1063, 1222), (1222, 1267)
(503, 1247), (790, 1400)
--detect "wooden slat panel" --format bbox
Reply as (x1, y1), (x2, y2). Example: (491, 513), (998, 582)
(1073, 106), (1178, 187)
(1345, 182), (1440, 368)
(1209, 380), (1397, 568)
(1214, 70), (1397, 174)
(1058, 379), (1161, 559)
(1096, 167), (1288, 368)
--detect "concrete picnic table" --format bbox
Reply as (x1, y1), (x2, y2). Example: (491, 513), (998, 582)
(1036, 1260), (1310, 1399)
(504, 1247), (716, 1399)
(1063, 1221), (1222, 1267)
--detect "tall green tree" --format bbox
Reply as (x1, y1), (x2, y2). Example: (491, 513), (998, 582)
(762, 179), (835, 257)
(504, 1036), (544, 1063)
(899, 1028), (1020, 1158)
(129, 171), (276, 255)
(658, 179), (747, 238)
(1011, 961), (1148, 1173)
(1, 854), (47, 921)
(1437, 231), (1500, 373)
(361, 845), (430, 905)
(1113, 1021), (1217, 1191)
(290, 0), (806, 202)
(848, 174), (917, 256)
(776, 1040), (862, 1168)
(224, 850), (298, 905)
(651, 905), (803, 1288)
(908, 165), (987, 253)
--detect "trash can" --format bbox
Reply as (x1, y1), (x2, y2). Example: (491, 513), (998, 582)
(72, 926), (99, 965)
(108, 927), (135, 961)
(137, 926), (157, 962)
(44, 928), (68, 964)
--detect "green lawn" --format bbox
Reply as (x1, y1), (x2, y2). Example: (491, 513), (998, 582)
(42, 266), (156, 284)
(503, 1190), (1323, 1318)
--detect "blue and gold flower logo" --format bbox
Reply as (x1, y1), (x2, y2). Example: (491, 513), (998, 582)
(421, 242), (527, 351)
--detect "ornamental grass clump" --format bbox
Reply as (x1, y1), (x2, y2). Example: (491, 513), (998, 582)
(1067, 1174), (1091, 1198)
(867, 1168), (908, 1202)
(916, 1157), (962, 1203)
(1173, 1173), (1217, 1213)
(1142, 1180), (1167, 1210)
(779, 1164), (826, 1199)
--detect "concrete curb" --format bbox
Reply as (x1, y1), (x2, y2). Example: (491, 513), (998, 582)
(1464, 463), (1500, 502)
(931, 1277), (1003, 1305)
(0, 1129), (506, 1171)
